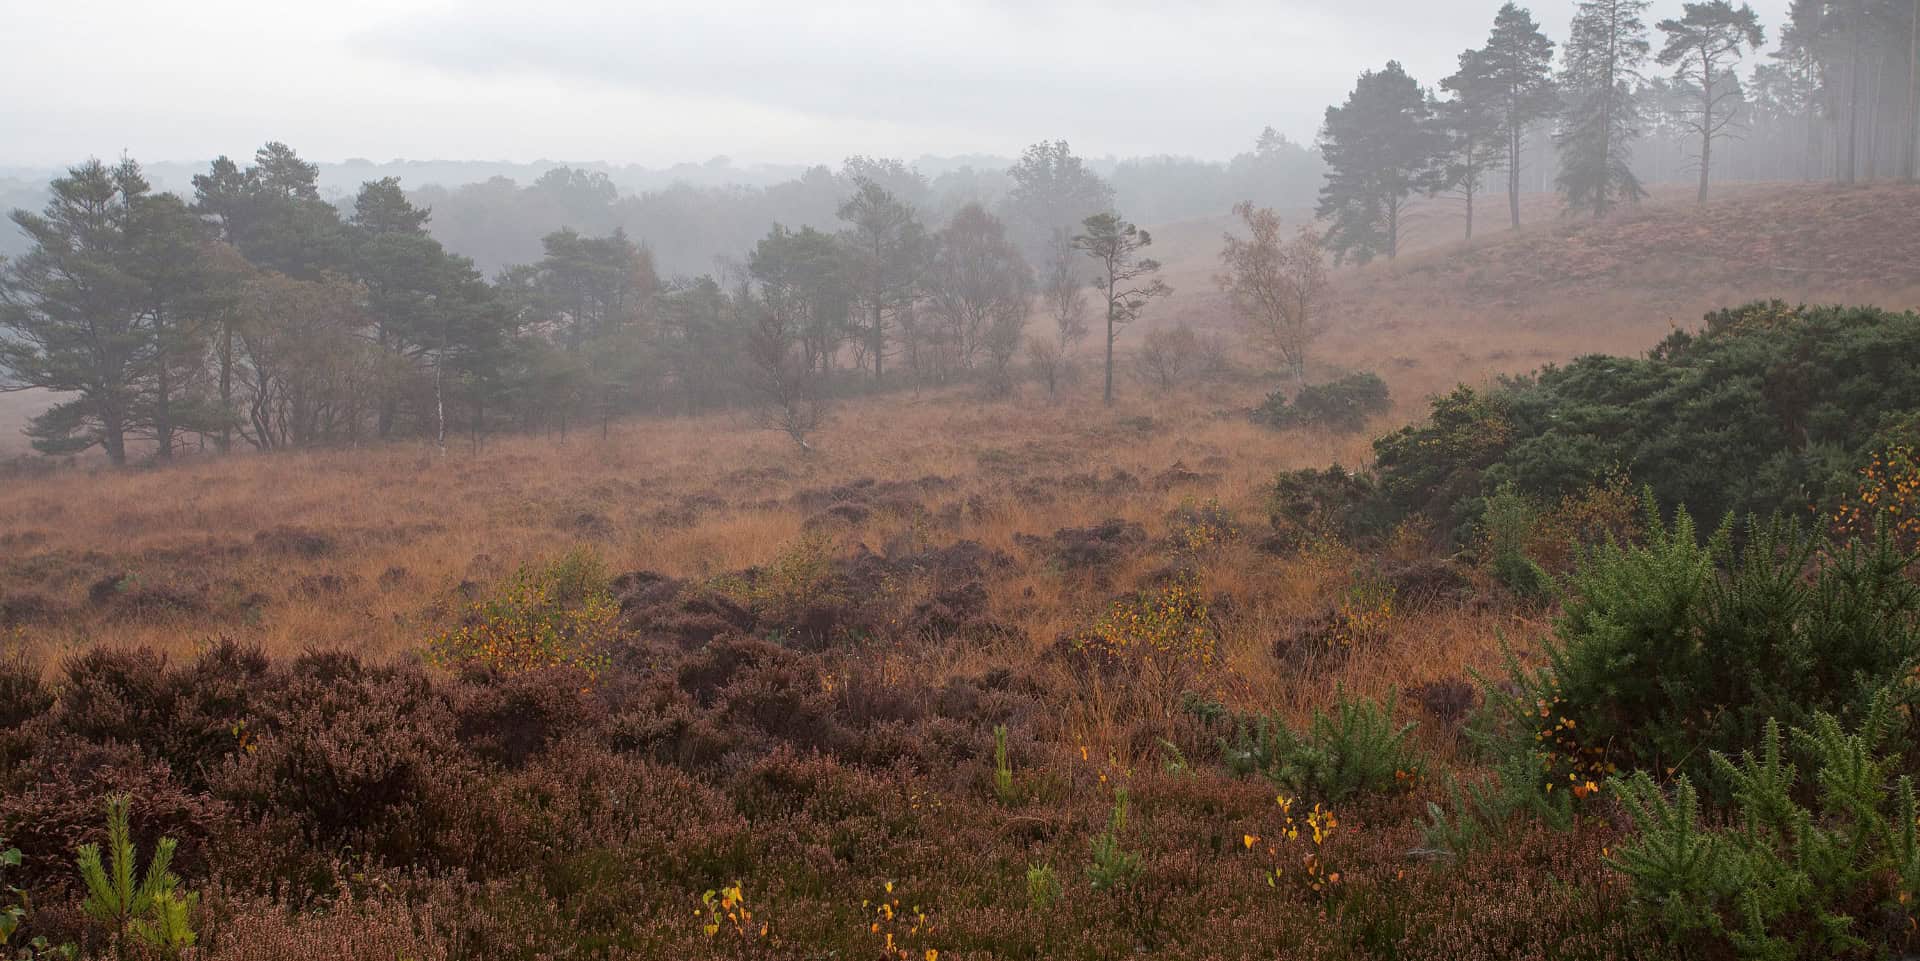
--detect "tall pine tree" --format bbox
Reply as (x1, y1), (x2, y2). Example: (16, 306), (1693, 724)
(1656, 2), (1766, 202)
(1557, 0), (1654, 216)
(1479, 4), (1560, 227)
(1438, 48), (1510, 240)
(1317, 61), (1444, 263)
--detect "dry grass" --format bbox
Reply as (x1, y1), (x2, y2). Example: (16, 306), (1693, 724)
(4, 181), (1919, 743)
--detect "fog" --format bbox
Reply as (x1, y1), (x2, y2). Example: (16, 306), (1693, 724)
(3, 0), (1790, 168)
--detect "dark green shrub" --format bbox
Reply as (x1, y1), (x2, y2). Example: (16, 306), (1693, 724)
(1211, 692), (1421, 802)
(1486, 505), (1920, 787)
(1608, 701), (1920, 960)
(1374, 302), (1920, 544)
(1481, 485), (1552, 600)
(1371, 384), (1514, 540)
(1265, 465), (1386, 549)
(1253, 372), (1391, 433)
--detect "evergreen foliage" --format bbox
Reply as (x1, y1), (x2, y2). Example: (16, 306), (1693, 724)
(1211, 693), (1422, 802)
(1609, 702), (1920, 959)
(1252, 372), (1391, 433)
(1486, 503), (1920, 786)
(74, 795), (197, 957)
(1372, 302), (1920, 542)
(1085, 789), (1142, 891)
(1479, 3), (1560, 228)
(1316, 61), (1445, 264)
(1556, 0), (1653, 216)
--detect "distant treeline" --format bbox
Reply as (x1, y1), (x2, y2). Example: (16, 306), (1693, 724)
(0, 135), (1326, 278)
(0, 141), (1184, 463)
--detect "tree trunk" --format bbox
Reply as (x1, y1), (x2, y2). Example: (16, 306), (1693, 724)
(1697, 75), (1713, 203)
(102, 411), (127, 467)
(216, 321), (233, 454)
(434, 352), (447, 456)
(871, 302), (884, 385)
(1508, 123), (1523, 228)
(1102, 294), (1116, 407)
(1386, 198), (1400, 259)
(1846, 25), (1863, 183)
(1908, 0), (1920, 181)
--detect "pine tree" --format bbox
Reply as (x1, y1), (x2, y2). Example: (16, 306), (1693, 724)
(1557, 0), (1654, 216)
(1656, 2), (1768, 202)
(349, 178), (505, 441)
(1437, 48), (1511, 239)
(0, 159), (215, 465)
(1479, 4), (1560, 227)
(1073, 213), (1170, 406)
(190, 142), (347, 280)
(1316, 61), (1444, 264)
(75, 795), (197, 957)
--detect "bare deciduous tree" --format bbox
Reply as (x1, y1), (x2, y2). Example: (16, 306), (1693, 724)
(738, 283), (828, 452)
(924, 204), (1031, 392)
(1041, 227), (1088, 350)
(1216, 202), (1330, 385)
(1026, 335), (1065, 400)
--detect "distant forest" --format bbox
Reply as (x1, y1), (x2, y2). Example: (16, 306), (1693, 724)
(0, 139), (1326, 278)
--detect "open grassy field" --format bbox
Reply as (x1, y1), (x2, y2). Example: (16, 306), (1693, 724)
(4, 182), (1920, 960)
(5, 182), (1916, 677)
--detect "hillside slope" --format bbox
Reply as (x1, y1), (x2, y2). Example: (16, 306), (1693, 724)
(1149, 182), (1920, 401)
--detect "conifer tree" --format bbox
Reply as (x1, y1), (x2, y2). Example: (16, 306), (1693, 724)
(1557, 0), (1654, 216)
(836, 179), (927, 384)
(1437, 48), (1510, 239)
(1316, 61), (1444, 263)
(1656, 2), (1766, 202)
(1, 159), (215, 464)
(1073, 213), (1170, 406)
(1479, 4), (1560, 227)
(191, 142), (347, 280)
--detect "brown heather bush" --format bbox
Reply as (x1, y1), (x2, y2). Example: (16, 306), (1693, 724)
(209, 655), (482, 873)
(197, 895), (452, 961)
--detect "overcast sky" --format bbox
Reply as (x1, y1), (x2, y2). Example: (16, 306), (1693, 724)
(0, 0), (1792, 171)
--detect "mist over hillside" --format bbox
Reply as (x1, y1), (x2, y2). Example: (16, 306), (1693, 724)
(5, 1), (1920, 959)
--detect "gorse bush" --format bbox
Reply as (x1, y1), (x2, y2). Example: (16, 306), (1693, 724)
(1265, 465), (1388, 550)
(1486, 504), (1920, 787)
(1420, 748), (1577, 855)
(1608, 701), (1920, 960)
(1481, 484), (1552, 600)
(426, 548), (617, 679)
(1374, 302), (1920, 544)
(1212, 693), (1421, 803)
(1253, 372), (1391, 433)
